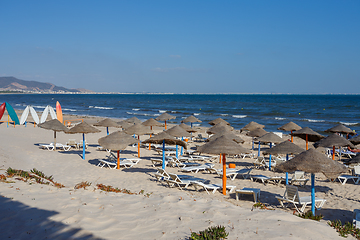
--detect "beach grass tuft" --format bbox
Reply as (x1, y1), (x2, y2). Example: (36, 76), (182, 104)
(74, 181), (92, 190)
(297, 211), (323, 221)
(328, 220), (360, 239)
(190, 225), (228, 240)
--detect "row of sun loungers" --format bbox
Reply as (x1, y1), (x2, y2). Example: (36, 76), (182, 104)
(41, 143), (71, 151)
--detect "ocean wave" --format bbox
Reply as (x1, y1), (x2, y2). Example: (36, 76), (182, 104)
(159, 110), (167, 113)
(33, 105), (46, 109)
(127, 112), (133, 115)
(232, 115), (247, 118)
(192, 124), (201, 127)
(153, 113), (160, 116)
(305, 119), (325, 123)
(89, 106), (114, 110)
(62, 108), (77, 112)
(220, 114), (228, 116)
(132, 108), (140, 111)
(193, 113), (200, 116)
(340, 122), (358, 126)
(171, 111), (176, 113)
(275, 117), (286, 120)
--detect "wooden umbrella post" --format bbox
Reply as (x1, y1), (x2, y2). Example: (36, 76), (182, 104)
(138, 135), (140, 158)
(219, 154), (221, 163)
(306, 134), (308, 150)
(222, 153), (227, 195)
(117, 150), (120, 169)
(149, 126), (153, 150)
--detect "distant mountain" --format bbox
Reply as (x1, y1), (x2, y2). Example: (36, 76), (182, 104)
(0, 77), (94, 93)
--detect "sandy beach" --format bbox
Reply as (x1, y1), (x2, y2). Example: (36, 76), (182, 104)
(0, 112), (358, 239)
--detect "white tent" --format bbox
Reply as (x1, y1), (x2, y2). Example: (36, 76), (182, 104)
(20, 106), (40, 125)
(40, 105), (57, 123)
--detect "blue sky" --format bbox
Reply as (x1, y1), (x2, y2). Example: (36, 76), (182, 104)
(1, 1), (359, 93)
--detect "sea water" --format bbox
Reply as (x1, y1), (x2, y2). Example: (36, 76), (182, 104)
(1, 94), (359, 134)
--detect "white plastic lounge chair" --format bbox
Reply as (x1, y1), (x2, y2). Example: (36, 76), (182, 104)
(253, 156), (266, 169)
(66, 139), (78, 149)
(97, 158), (140, 169)
(250, 175), (284, 185)
(150, 158), (169, 168)
(40, 143), (54, 151)
(166, 156), (199, 168)
(276, 185), (326, 213)
(238, 152), (256, 159)
(180, 163), (214, 173)
(165, 173), (206, 190)
(214, 168), (252, 180)
(55, 143), (71, 151)
(77, 140), (88, 149)
(193, 181), (236, 194)
(288, 171), (309, 187)
(338, 165), (360, 185)
(236, 188), (261, 202)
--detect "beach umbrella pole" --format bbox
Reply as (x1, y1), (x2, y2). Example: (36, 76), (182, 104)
(222, 153), (227, 195)
(107, 127), (109, 135)
(180, 137), (183, 155)
(149, 126), (153, 150)
(82, 133), (85, 160)
(311, 173), (315, 215)
(176, 145), (178, 159)
(54, 131), (57, 151)
(332, 146), (335, 160)
(269, 143), (272, 170)
(285, 172), (289, 185)
(138, 135), (140, 158)
(252, 138), (254, 150)
(306, 134), (308, 150)
(162, 140), (165, 169)
(258, 141), (261, 157)
(117, 150), (120, 169)
(291, 130), (293, 142)
(165, 120), (167, 130)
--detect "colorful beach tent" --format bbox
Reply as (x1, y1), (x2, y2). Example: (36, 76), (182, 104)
(0, 102), (20, 125)
(40, 105), (57, 123)
(20, 106), (39, 125)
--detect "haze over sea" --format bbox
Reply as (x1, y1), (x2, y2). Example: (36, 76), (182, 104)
(1, 94), (359, 134)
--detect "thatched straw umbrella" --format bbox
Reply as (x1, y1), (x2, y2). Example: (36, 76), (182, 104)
(208, 118), (230, 126)
(142, 118), (163, 150)
(264, 140), (305, 184)
(314, 133), (354, 160)
(124, 123), (153, 157)
(206, 122), (234, 135)
(207, 132), (245, 144)
(117, 120), (134, 129)
(166, 125), (192, 157)
(66, 122), (101, 160)
(155, 112), (176, 130)
(93, 118), (121, 135)
(350, 135), (360, 145)
(256, 132), (283, 170)
(246, 128), (268, 151)
(179, 123), (197, 133)
(291, 127), (324, 150)
(278, 121), (301, 142)
(98, 131), (138, 169)
(125, 116), (142, 125)
(182, 115), (202, 128)
(197, 135), (250, 195)
(38, 119), (69, 151)
(325, 124), (356, 139)
(276, 148), (347, 215)
(241, 121), (265, 132)
(142, 132), (187, 169)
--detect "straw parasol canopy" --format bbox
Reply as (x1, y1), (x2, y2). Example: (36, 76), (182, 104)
(38, 119), (69, 151)
(124, 123), (153, 136)
(125, 116), (142, 124)
(276, 148), (347, 179)
(142, 131), (187, 149)
(291, 127), (324, 142)
(278, 121), (302, 132)
(246, 128), (268, 138)
(117, 120), (134, 129)
(350, 135), (360, 145)
(208, 118), (230, 126)
(98, 131), (138, 169)
(256, 132), (283, 144)
(206, 122), (234, 135)
(93, 118), (121, 128)
(155, 112), (176, 121)
(93, 118), (121, 135)
(179, 123), (197, 133)
(325, 124), (356, 136)
(182, 115), (202, 123)
(263, 140), (304, 155)
(207, 132), (245, 144)
(345, 154), (360, 165)
(241, 121), (265, 132)
(67, 121), (101, 134)
(314, 133), (354, 149)
(98, 131), (137, 151)
(142, 118), (162, 127)
(66, 121), (101, 159)
(197, 135), (250, 195)
(165, 125), (192, 138)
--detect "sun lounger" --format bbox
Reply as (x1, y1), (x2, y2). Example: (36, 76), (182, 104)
(77, 140), (88, 149)
(40, 144), (54, 151)
(165, 173), (206, 190)
(238, 152), (256, 159)
(40, 143), (71, 151)
(250, 175), (284, 185)
(213, 168), (252, 180)
(338, 165), (360, 185)
(55, 143), (71, 151)
(150, 158), (170, 168)
(180, 163), (214, 173)
(193, 181), (236, 194)
(97, 158), (140, 169)
(276, 185), (326, 213)
(288, 171), (309, 187)
(66, 139), (78, 149)
(236, 188), (261, 202)
(166, 156), (199, 168)
(253, 156), (266, 169)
